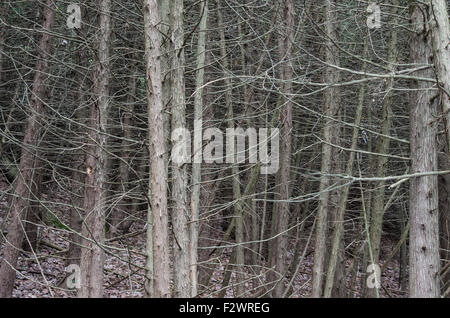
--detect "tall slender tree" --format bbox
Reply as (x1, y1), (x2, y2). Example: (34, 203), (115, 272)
(366, 0), (399, 298)
(312, 0), (341, 298)
(143, 0), (170, 298)
(0, 0), (55, 298)
(171, 0), (190, 297)
(190, 0), (208, 298)
(408, 0), (441, 298)
(79, 0), (111, 298)
(429, 0), (450, 150)
(268, 0), (294, 298)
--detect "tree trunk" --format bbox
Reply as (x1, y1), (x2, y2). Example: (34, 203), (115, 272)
(171, 0), (190, 298)
(216, 1), (245, 296)
(143, 0), (170, 298)
(190, 0), (208, 297)
(408, 1), (441, 297)
(324, 36), (368, 298)
(197, 42), (223, 291)
(428, 0), (450, 296)
(365, 0), (399, 298)
(23, 159), (42, 252)
(268, 0), (294, 298)
(111, 65), (137, 235)
(311, 0), (341, 298)
(429, 0), (450, 150)
(79, 0), (111, 298)
(0, 0), (55, 298)
(68, 22), (89, 266)
(68, 158), (84, 266)
(438, 152), (450, 295)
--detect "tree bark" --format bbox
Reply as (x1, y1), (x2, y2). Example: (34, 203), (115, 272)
(429, 0), (450, 150)
(143, 0), (170, 298)
(438, 152), (450, 295)
(171, 0), (190, 298)
(0, 0), (55, 298)
(268, 0), (294, 298)
(365, 0), (399, 298)
(79, 0), (111, 298)
(311, 0), (341, 298)
(68, 20), (89, 266)
(190, 0), (208, 297)
(428, 0), (450, 295)
(408, 1), (441, 297)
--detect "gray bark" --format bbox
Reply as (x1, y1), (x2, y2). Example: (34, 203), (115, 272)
(408, 1), (441, 297)
(143, 0), (170, 298)
(79, 0), (111, 298)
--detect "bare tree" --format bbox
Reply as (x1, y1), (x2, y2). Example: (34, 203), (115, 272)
(190, 0), (208, 298)
(268, 0), (294, 298)
(408, 0), (441, 298)
(171, 0), (190, 297)
(143, 0), (170, 298)
(429, 0), (450, 150)
(365, 0), (399, 298)
(312, 0), (341, 298)
(0, 0), (55, 298)
(79, 0), (112, 298)
(324, 36), (369, 298)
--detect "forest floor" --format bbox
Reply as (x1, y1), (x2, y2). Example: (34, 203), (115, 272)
(0, 180), (407, 298)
